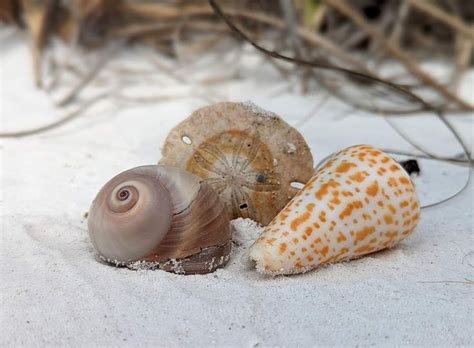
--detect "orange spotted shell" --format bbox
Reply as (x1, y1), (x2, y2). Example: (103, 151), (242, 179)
(249, 145), (421, 275)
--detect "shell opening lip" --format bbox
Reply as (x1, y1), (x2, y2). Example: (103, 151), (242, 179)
(99, 240), (233, 275)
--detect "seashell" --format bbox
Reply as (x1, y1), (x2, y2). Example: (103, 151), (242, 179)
(88, 165), (231, 274)
(248, 145), (420, 275)
(159, 101), (314, 225)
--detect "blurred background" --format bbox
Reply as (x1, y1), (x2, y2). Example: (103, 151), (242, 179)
(1, 2), (473, 346)
(1, 0), (473, 209)
(1, 0), (473, 113)
(1, 0), (473, 206)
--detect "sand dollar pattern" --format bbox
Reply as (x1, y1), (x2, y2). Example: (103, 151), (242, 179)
(160, 102), (314, 225)
(186, 128), (281, 221)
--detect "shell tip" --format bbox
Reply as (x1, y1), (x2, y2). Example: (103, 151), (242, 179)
(247, 245), (281, 276)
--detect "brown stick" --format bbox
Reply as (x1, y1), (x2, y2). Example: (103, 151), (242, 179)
(21, 0), (58, 87)
(56, 45), (115, 106)
(0, 93), (106, 138)
(325, 0), (474, 111)
(390, 2), (411, 45)
(406, 0), (474, 40)
(209, 0), (435, 114)
(120, 2), (370, 73)
(450, 34), (473, 92)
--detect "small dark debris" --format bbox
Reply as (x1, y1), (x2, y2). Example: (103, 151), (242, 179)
(399, 159), (420, 176)
(256, 174), (266, 183)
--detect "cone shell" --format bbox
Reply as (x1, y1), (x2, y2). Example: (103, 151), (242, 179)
(159, 102), (314, 225)
(249, 145), (420, 275)
(88, 165), (231, 274)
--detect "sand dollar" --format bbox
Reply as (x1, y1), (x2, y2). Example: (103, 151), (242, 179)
(160, 102), (314, 225)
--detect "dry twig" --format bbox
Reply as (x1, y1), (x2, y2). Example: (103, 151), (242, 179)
(325, 0), (474, 112)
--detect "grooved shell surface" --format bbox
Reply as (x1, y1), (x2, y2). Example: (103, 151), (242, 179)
(159, 102), (314, 225)
(88, 165), (231, 274)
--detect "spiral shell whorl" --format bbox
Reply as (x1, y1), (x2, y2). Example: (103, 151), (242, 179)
(108, 184), (139, 213)
(88, 167), (173, 263)
(88, 165), (232, 274)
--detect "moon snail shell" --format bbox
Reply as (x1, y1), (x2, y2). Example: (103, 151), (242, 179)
(88, 165), (232, 274)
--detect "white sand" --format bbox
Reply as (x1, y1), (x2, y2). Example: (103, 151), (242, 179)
(1, 34), (473, 346)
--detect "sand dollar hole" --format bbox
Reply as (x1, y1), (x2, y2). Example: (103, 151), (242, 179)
(181, 135), (192, 145)
(290, 182), (305, 190)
